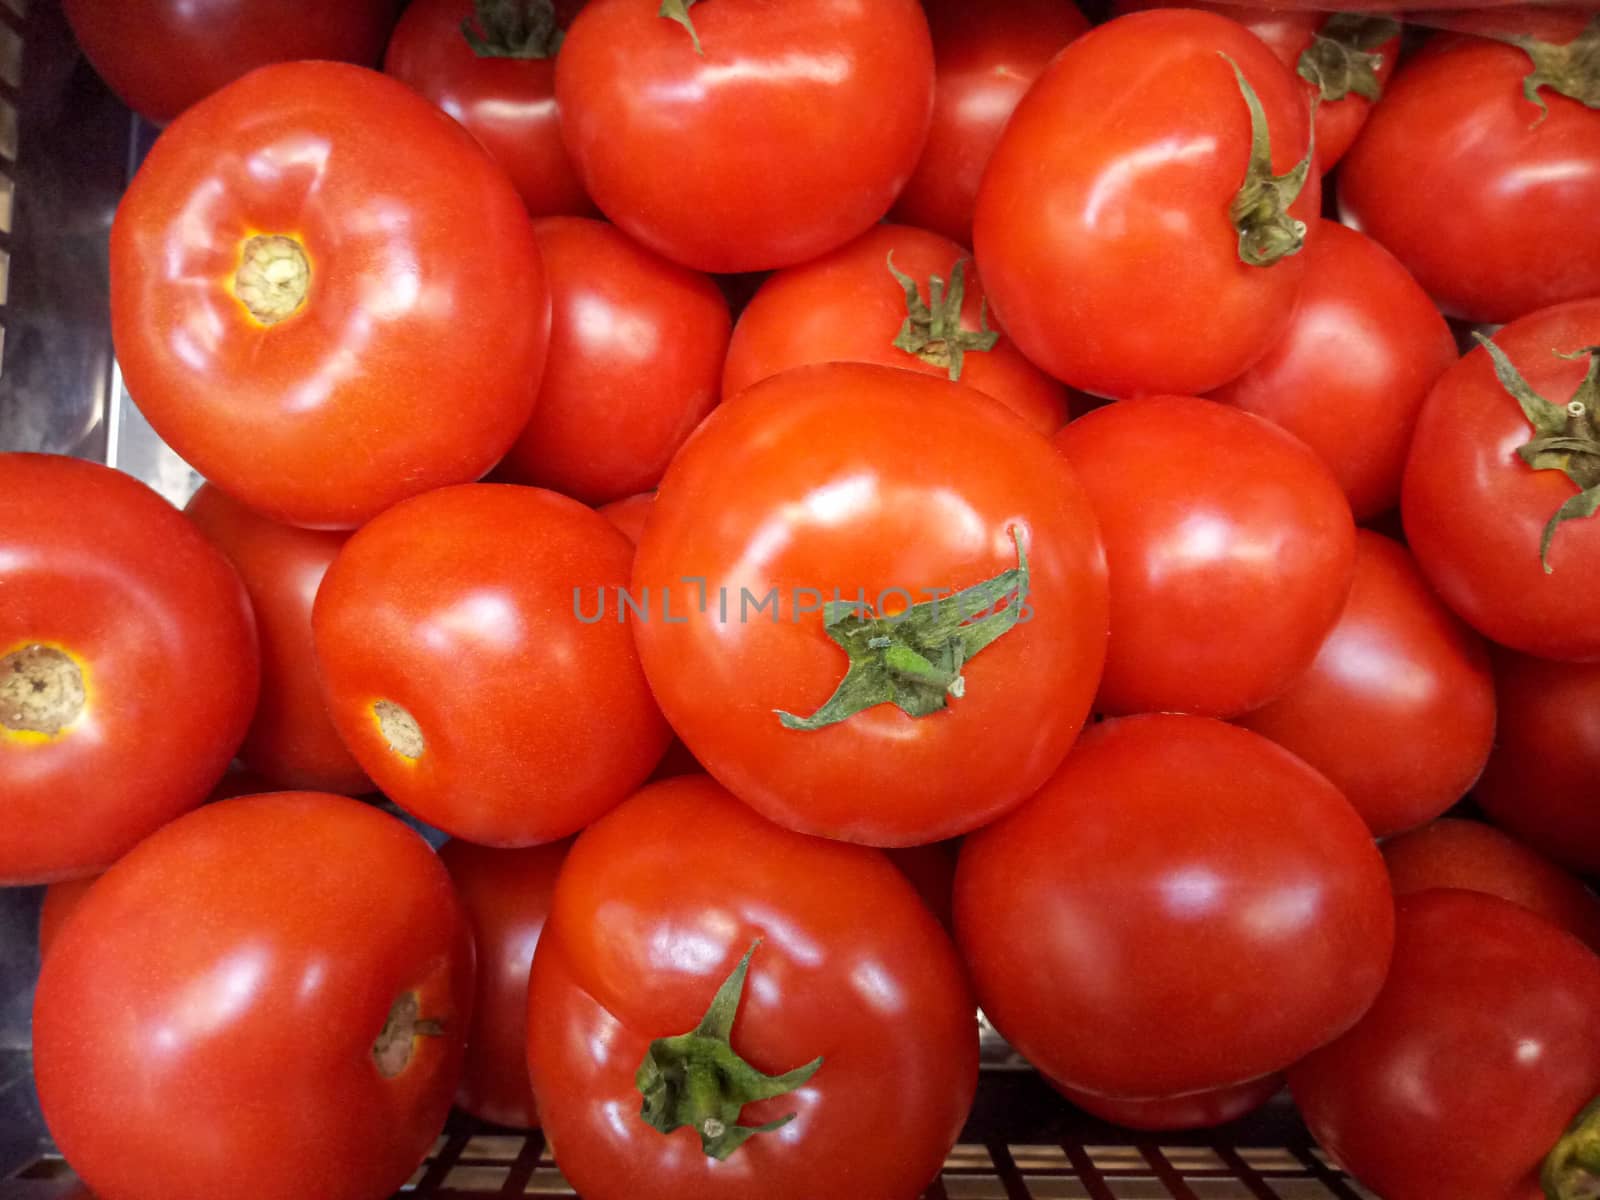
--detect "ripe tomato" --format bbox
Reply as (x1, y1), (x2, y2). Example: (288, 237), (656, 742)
(1403, 298), (1600, 661)
(1208, 220), (1457, 520)
(313, 483), (669, 846)
(0, 455), (257, 885)
(554, 0), (934, 272)
(33, 792), (473, 1200)
(722, 224), (1067, 435)
(888, 0), (1090, 248)
(62, 0), (399, 125)
(1289, 890), (1600, 1200)
(526, 776), (977, 1200)
(885, 842), (960, 934)
(975, 10), (1319, 398)
(1054, 395), (1355, 718)
(1236, 531), (1494, 836)
(1053, 1074), (1283, 1132)
(598, 493), (655, 545)
(385, 0), (591, 217)
(957, 716), (1393, 1100)
(633, 363), (1109, 847)
(1476, 651), (1600, 875)
(440, 838), (569, 1129)
(497, 217), (730, 504)
(38, 876), (96, 961)
(185, 485), (369, 795)
(111, 62), (549, 529)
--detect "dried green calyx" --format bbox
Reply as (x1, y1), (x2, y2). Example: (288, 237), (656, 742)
(1222, 55), (1317, 268)
(1499, 14), (1600, 125)
(659, 0), (705, 55)
(460, 0), (563, 58)
(1297, 14), (1400, 103)
(887, 253), (999, 383)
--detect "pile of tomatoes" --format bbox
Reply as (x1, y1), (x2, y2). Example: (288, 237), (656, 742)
(7, 1), (1600, 1198)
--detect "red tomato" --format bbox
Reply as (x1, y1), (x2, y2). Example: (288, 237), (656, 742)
(885, 841), (960, 934)
(313, 484), (669, 846)
(1402, 299), (1600, 661)
(598, 493), (655, 545)
(956, 715), (1393, 1100)
(975, 10), (1319, 398)
(1236, 531), (1494, 837)
(185, 485), (369, 794)
(526, 776), (977, 1200)
(0, 455), (257, 885)
(33, 792), (473, 1200)
(1053, 1074), (1283, 1132)
(633, 363), (1109, 846)
(554, 0), (934, 272)
(1208, 220), (1457, 520)
(722, 224), (1067, 435)
(62, 0), (399, 125)
(1476, 651), (1600, 875)
(1340, 21), (1600, 323)
(497, 217), (730, 504)
(439, 838), (569, 1129)
(1289, 890), (1600, 1200)
(38, 876), (97, 961)
(111, 62), (549, 529)
(1054, 395), (1356, 718)
(888, 0), (1090, 248)
(385, 0), (591, 218)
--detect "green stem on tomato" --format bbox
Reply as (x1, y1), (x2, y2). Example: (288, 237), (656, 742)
(886, 252), (999, 383)
(1543, 1097), (1600, 1199)
(1221, 54), (1317, 268)
(658, 0), (705, 56)
(460, 0), (563, 59)
(1297, 14), (1400, 103)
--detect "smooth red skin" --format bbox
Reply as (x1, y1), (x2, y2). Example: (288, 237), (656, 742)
(62, 0), (398, 125)
(1476, 651), (1600, 875)
(888, 0), (1090, 248)
(1052, 1074), (1284, 1132)
(440, 838), (569, 1130)
(633, 363), (1110, 847)
(974, 10), (1319, 399)
(1209, 221), (1457, 520)
(33, 793), (473, 1200)
(957, 715), (1394, 1100)
(38, 876), (97, 962)
(1237, 531), (1495, 837)
(313, 484), (670, 847)
(384, 0), (591, 218)
(1340, 34), (1600, 324)
(1403, 299), (1600, 661)
(184, 485), (369, 794)
(112, 62), (548, 529)
(0, 455), (258, 885)
(1289, 890), (1600, 1200)
(722, 224), (1068, 436)
(598, 493), (654, 546)
(1055, 396), (1356, 719)
(554, 0), (934, 273)
(499, 217), (730, 504)
(526, 777), (978, 1200)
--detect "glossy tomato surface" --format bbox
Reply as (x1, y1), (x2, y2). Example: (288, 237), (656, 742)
(0, 455), (257, 884)
(313, 484), (669, 846)
(526, 776), (978, 1200)
(34, 792), (473, 1200)
(633, 363), (1109, 847)
(975, 10), (1319, 398)
(597, 493), (655, 546)
(1055, 395), (1356, 718)
(37, 876), (96, 961)
(112, 62), (548, 528)
(1053, 1074), (1284, 1132)
(554, 0), (934, 272)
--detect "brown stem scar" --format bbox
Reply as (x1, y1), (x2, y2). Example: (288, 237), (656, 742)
(374, 700), (424, 759)
(1, 646), (85, 736)
(234, 234), (310, 325)
(372, 992), (442, 1079)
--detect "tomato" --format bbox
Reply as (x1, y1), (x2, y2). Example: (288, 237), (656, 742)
(633, 363), (1108, 847)
(553, 0), (934, 273)
(385, 0), (591, 218)
(957, 715), (1393, 1100)
(722, 224), (1067, 435)
(887, 0), (1090, 248)
(1208, 220), (1457, 520)
(38, 876), (97, 962)
(1476, 651), (1600, 875)
(1053, 1074), (1283, 1132)
(62, 0), (399, 125)
(1236, 531), (1494, 836)
(975, 10), (1319, 398)
(497, 217), (730, 504)
(1054, 395), (1355, 719)
(525, 776), (977, 1200)
(1340, 19), (1600, 323)
(313, 483), (669, 846)
(885, 842), (960, 934)
(33, 792), (473, 1200)
(439, 838), (569, 1129)
(598, 493), (655, 545)
(0, 455), (257, 885)
(1289, 890), (1600, 1200)
(111, 62), (549, 529)
(1402, 299), (1600, 661)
